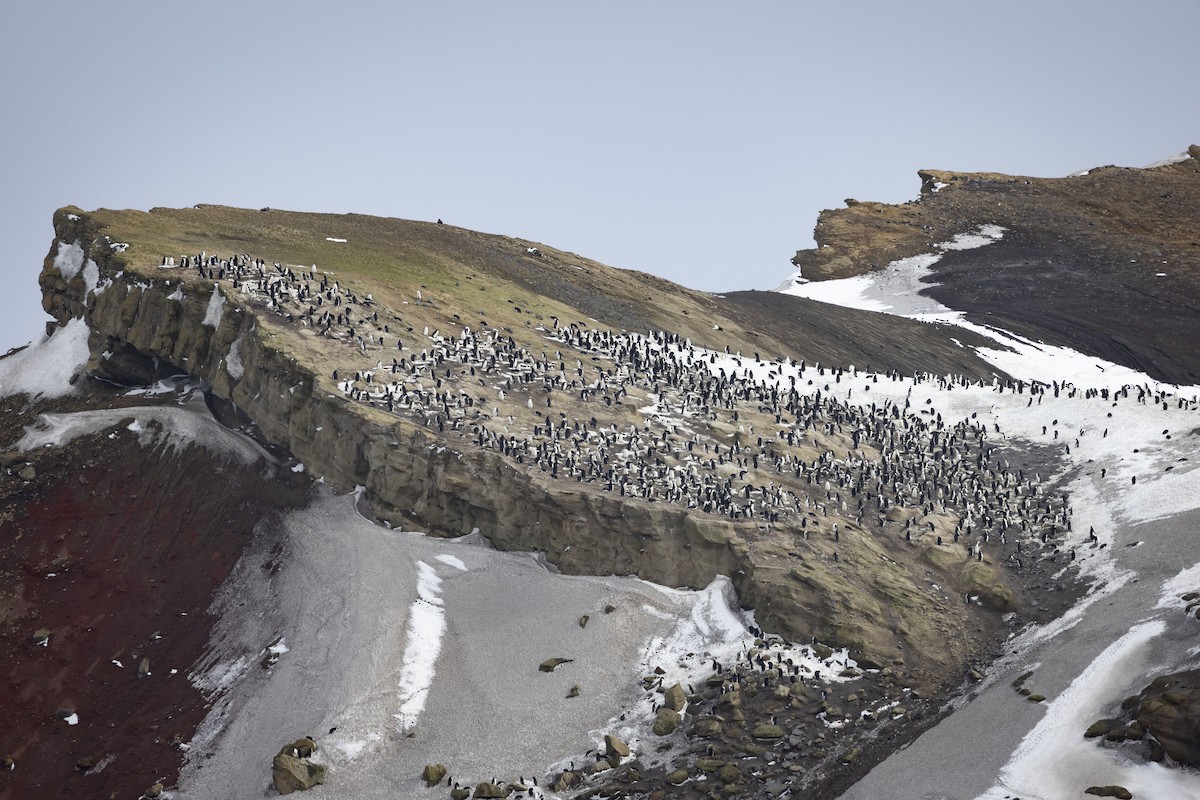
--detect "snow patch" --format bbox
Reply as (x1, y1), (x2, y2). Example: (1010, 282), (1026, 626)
(203, 287), (226, 328)
(1143, 150), (1193, 168)
(14, 397), (271, 465)
(53, 240), (85, 280)
(434, 554), (468, 571)
(225, 336), (244, 379)
(0, 317), (91, 400)
(394, 560), (447, 730)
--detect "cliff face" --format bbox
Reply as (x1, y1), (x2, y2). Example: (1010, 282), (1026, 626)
(790, 146), (1200, 384)
(37, 209), (1036, 691)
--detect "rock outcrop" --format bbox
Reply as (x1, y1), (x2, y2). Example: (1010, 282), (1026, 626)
(1089, 668), (1200, 767)
(789, 146), (1200, 384)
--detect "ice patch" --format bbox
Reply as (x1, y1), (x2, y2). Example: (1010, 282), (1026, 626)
(168, 285), (184, 302)
(64, 713), (79, 726)
(326, 237), (347, 243)
(0, 317), (91, 400)
(394, 560), (447, 730)
(53, 240), (85, 280)
(203, 287), (226, 328)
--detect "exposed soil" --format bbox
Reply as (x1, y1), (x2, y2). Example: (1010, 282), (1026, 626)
(0, 385), (308, 800)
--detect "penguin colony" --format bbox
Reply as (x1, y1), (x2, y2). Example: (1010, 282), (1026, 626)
(159, 250), (1098, 568)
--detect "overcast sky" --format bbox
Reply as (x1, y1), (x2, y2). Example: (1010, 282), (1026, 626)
(2, 1), (1196, 352)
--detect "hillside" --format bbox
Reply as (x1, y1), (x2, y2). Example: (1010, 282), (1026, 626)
(3, 149), (1197, 800)
(788, 145), (1200, 384)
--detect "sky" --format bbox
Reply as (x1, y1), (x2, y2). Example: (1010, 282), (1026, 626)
(2, 0), (1197, 353)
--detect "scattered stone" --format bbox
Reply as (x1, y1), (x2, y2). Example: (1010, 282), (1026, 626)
(31, 629), (51, 646)
(74, 757), (96, 772)
(717, 763), (742, 783)
(144, 783), (164, 798)
(579, 615), (590, 629)
(1085, 719), (1116, 738)
(603, 604), (616, 614)
(695, 757), (724, 773)
(18, 465), (36, 481)
(138, 657), (151, 678)
(422, 763), (446, 787)
(1028, 694), (1046, 702)
(1, 755), (13, 771)
(539, 657), (573, 673)
(667, 768), (689, 785)
(566, 685), (580, 698)
(472, 782), (508, 798)
(1084, 786), (1133, 799)
(692, 717), (722, 737)
(451, 787), (471, 800)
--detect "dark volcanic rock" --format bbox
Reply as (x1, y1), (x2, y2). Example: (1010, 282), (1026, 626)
(0, 388), (308, 800)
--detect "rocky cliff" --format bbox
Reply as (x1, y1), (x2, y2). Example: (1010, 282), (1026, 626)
(35, 207), (1047, 695)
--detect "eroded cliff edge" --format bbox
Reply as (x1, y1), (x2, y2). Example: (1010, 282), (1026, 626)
(38, 208), (1052, 694)
(790, 146), (1200, 384)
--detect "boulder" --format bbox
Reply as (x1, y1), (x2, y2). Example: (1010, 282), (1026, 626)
(667, 768), (689, 785)
(716, 763), (741, 783)
(451, 788), (471, 800)
(1084, 787), (1132, 799)
(272, 753), (326, 794)
(422, 763), (446, 787)
(752, 724), (786, 740)
(539, 657), (573, 673)
(692, 717), (721, 737)
(1111, 669), (1200, 765)
(472, 782), (508, 798)
(662, 683), (687, 712)
(551, 771), (578, 792)
(652, 707), (681, 736)
(604, 734), (630, 759)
